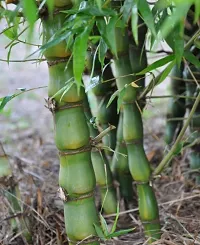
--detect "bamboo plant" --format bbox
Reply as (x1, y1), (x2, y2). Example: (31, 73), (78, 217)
(42, 4), (100, 244)
(108, 25), (161, 242)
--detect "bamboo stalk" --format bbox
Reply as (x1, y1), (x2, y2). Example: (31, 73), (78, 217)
(164, 64), (186, 145)
(42, 3), (100, 244)
(111, 112), (134, 206)
(110, 26), (161, 242)
(84, 97), (117, 214)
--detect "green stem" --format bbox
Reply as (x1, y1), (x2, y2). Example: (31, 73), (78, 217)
(43, 7), (99, 244)
(153, 89), (200, 176)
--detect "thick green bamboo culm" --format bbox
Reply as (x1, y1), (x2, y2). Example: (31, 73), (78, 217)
(165, 64), (186, 144)
(42, 3), (99, 244)
(111, 112), (134, 205)
(84, 97), (117, 214)
(184, 65), (200, 184)
(110, 27), (161, 243)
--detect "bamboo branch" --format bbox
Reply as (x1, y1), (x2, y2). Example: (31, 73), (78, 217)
(153, 89), (200, 176)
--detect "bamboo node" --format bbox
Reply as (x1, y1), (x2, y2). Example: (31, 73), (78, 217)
(45, 98), (83, 113)
(47, 58), (70, 67)
(59, 145), (91, 156)
(57, 187), (94, 202)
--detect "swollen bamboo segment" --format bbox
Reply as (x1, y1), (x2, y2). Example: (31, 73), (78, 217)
(110, 27), (161, 242)
(84, 98), (117, 214)
(111, 112), (134, 205)
(43, 5), (99, 244)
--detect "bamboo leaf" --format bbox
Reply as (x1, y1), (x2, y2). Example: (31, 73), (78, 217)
(99, 214), (109, 236)
(174, 22), (184, 67)
(107, 228), (135, 239)
(93, 223), (106, 241)
(160, 2), (191, 40)
(131, 3), (138, 45)
(97, 16), (118, 58)
(98, 38), (107, 67)
(73, 22), (94, 88)
(7, 42), (19, 65)
(194, 0), (200, 23)
(117, 87), (127, 113)
(0, 95), (16, 111)
(184, 50), (200, 69)
(138, 0), (156, 37)
(21, 0), (38, 26)
(111, 202), (120, 233)
(137, 54), (175, 75)
(157, 60), (176, 85)
(106, 90), (119, 108)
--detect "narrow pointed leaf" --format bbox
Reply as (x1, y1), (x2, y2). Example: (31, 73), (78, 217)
(137, 54), (175, 75)
(111, 203), (120, 233)
(21, 0), (38, 26)
(0, 95), (16, 111)
(157, 60), (176, 85)
(100, 214), (109, 236)
(73, 22), (94, 88)
(184, 50), (200, 69)
(93, 223), (106, 241)
(107, 228), (135, 239)
(131, 4), (138, 45)
(106, 90), (119, 108)
(138, 0), (156, 37)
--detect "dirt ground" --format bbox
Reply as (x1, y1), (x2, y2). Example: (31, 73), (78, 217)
(0, 26), (200, 245)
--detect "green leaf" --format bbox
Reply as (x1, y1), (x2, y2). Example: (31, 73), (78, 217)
(131, 4), (138, 45)
(97, 16), (118, 58)
(137, 54), (175, 75)
(73, 22), (94, 89)
(138, 0), (156, 37)
(160, 2), (191, 40)
(21, 0), (38, 26)
(107, 228), (135, 239)
(184, 51), (200, 69)
(174, 22), (184, 67)
(7, 42), (19, 64)
(99, 214), (109, 236)
(157, 60), (176, 85)
(173, 142), (184, 156)
(111, 202), (120, 234)
(0, 95), (16, 111)
(121, 0), (138, 23)
(98, 38), (107, 67)
(194, 0), (200, 23)
(106, 90), (119, 108)
(93, 223), (106, 241)
(117, 86), (127, 113)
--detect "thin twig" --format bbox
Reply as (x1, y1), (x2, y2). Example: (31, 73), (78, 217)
(153, 89), (200, 176)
